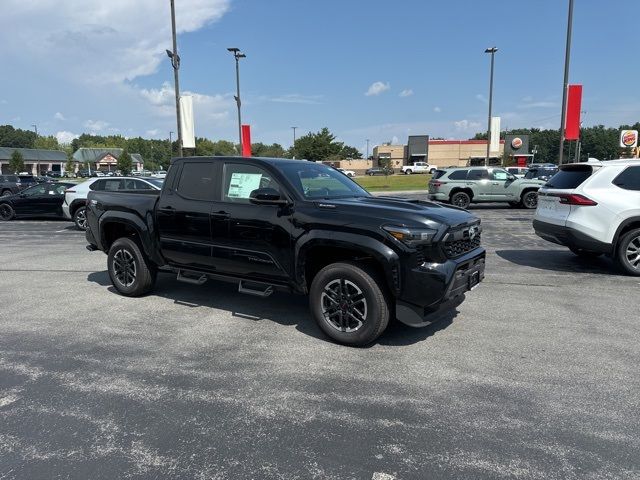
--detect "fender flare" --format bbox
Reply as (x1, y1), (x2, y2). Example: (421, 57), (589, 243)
(295, 230), (401, 295)
(98, 211), (165, 266)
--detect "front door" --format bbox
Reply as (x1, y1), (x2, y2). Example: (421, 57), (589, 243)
(489, 168), (519, 201)
(13, 184), (49, 215)
(40, 183), (68, 216)
(210, 162), (292, 282)
(157, 161), (218, 269)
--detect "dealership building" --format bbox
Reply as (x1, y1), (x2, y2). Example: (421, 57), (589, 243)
(0, 147), (67, 175)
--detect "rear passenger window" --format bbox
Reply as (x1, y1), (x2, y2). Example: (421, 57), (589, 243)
(448, 170), (468, 180)
(432, 170), (447, 179)
(545, 166), (593, 189)
(103, 180), (124, 191)
(89, 180), (104, 190)
(613, 166), (640, 191)
(177, 162), (216, 201)
(467, 169), (489, 180)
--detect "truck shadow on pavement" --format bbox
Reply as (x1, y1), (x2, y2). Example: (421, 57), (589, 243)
(87, 271), (457, 347)
(495, 249), (622, 275)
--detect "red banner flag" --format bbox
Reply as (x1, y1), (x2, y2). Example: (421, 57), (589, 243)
(565, 84), (582, 140)
(241, 125), (252, 156)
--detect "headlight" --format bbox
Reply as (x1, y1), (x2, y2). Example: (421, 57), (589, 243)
(383, 225), (437, 246)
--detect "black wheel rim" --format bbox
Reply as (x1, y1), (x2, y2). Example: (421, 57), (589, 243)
(524, 192), (538, 208)
(625, 235), (640, 270)
(1, 191), (11, 197)
(453, 194), (468, 207)
(321, 279), (367, 333)
(0, 204), (12, 220)
(76, 209), (87, 229)
(113, 249), (137, 287)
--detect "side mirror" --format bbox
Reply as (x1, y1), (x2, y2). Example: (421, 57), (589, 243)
(249, 187), (288, 206)
(507, 174), (516, 181)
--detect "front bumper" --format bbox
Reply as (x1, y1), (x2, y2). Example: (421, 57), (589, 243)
(62, 204), (71, 220)
(395, 248), (486, 327)
(533, 219), (612, 254)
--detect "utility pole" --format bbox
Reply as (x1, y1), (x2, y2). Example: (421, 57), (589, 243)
(167, 0), (183, 157)
(169, 131), (173, 156)
(484, 47), (498, 167)
(366, 139), (370, 160)
(291, 126), (297, 159)
(228, 47), (246, 149)
(31, 124), (39, 175)
(558, 0), (574, 165)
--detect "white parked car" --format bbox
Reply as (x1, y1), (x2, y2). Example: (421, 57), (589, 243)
(533, 159), (640, 275)
(337, 168), (355, 177)
(63, 176), (164, 230)
(151, 170), (167, 178)
(401, 162), (437, 175)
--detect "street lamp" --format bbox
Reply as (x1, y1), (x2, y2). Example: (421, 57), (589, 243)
(558, 0), (574, 165)
(484, 47), (498, 167)
(291, 126), (297, 159)
(167, 0), (183, 157)
(366, 139), (370, 160)
(228, 47), (246, 149)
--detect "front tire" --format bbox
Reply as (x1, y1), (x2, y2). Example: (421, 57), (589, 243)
(309, 262), (390, 346)
(616, 228), (640, 276)
(521, 190), (538, 209)
(0, 203), (15, 221)
(1, 190), (12, 197)
(450, 191), (471, 209)
(73, 206), (87, 230)
(107, 237), (157, 296)
(405, 169), (413, 175)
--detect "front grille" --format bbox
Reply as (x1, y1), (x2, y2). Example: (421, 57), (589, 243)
(443, 224), (482, 258)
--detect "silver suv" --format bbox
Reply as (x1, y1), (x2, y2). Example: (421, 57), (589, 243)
(428, 167), (546, 209)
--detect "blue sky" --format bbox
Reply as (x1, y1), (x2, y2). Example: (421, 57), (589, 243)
(1, 0), (639, 154)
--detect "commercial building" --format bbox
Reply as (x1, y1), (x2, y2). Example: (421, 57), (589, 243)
(0, 147), (67, 175)
(72, 148), (144, 173)
(373, 139), (505, 168)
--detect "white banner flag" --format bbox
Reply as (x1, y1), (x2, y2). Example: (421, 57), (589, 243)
(490, 116), (501, 154)
(180, 95), (196, 149)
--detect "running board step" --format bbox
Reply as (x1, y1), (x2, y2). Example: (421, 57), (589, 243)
(238, 280), (274, 298)
(177, 270), (207, 285)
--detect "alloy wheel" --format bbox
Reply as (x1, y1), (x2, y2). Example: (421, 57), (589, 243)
(625, 235), (640, 271)
(320, 278), (367, 333)
(0, 204), (13, 220)
(523, 192), (538, 209)
(75, 208), (87, 229)
(113, 249), (137, 287)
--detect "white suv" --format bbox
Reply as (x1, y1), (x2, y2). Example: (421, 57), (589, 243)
(63, 177), (163, 230)
(533, 159), (640, 275)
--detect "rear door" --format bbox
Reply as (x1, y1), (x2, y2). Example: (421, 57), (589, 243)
(536, 164), (595, 226)
(157, 161), (218, 269)
(466, 168), (491, 200)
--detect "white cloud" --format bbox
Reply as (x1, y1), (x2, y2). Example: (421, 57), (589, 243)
(146, 129), (160, 137)
(55, 131), (79, 144)
(54, 112), (65, 120)
(0, 0), (230, 86)
(365, 81), (390, 97)
(475, 94), (488, 104)
(454, 119), (482, 131)
(391, 135), (399, 144)
(399, 89), (413, 98)
(263, 94), (323, 105)
(84, 119), (110, 132)
(518, 101), (557, 109)
(434, 106), (442, 113)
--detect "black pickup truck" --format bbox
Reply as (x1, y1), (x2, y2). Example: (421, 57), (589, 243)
(85, 157), (485, 346)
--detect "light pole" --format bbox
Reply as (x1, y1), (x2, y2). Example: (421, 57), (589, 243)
(291, 126), (297, 159)
(558, 0), (574, 165)
(484, 47), (498, 167)
(166, 0), (183, 157)
(366, 139), (370, 161)
(169, 131), (174, 156)
(228, 47), (246, 149)
(31, 124), (40, 175)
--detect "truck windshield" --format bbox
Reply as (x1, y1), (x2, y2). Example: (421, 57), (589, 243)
(279, 162), (370, 200)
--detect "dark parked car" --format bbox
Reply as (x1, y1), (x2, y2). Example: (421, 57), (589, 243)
(0, 182), (74, 221)
(525, 164), (558, 182)
(45, 171), (62, 178)
(85, 157), (486, 346)
(77, 170), (91, 178)
(365, 167), (394, 176)
(0, 175), (37, 196)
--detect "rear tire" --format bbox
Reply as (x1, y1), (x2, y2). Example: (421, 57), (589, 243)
(616, 228), (640, 276)
(450, 191), (471, 209)
(107, 237), (157, 296)
(309, 262), (390, 346)
(405, 169), (413, 175)
(0, 203), (15, 221)
(521, 190), (538, 209)
(1, 190), (12, 197)
(73, 206), (87, 230)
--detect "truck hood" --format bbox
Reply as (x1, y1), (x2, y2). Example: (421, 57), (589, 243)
(314, 195), (479, 229)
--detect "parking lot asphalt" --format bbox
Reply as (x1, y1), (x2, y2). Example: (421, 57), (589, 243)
(1, 204), (639, 479)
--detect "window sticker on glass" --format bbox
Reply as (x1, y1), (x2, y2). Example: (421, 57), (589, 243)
(228, 172), (263, 199)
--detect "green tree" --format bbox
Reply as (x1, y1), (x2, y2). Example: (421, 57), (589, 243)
(9, 150), (25, 173)
(195, 138), (237, 156)
(117, 149), (133, 175)
(251, 142), (286, 158)
(339, 145), (362, 159)
(0, 125), (37, 148)
(34, 135), (61, 150)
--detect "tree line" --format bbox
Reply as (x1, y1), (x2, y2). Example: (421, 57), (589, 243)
(0, 125), (362, 170)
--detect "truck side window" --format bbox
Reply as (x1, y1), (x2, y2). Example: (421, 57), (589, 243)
(175, 162), (216, 201)
(223, 163), (280, 204)
(448, 170), (468, 180)
(467, 169), (489, 180)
